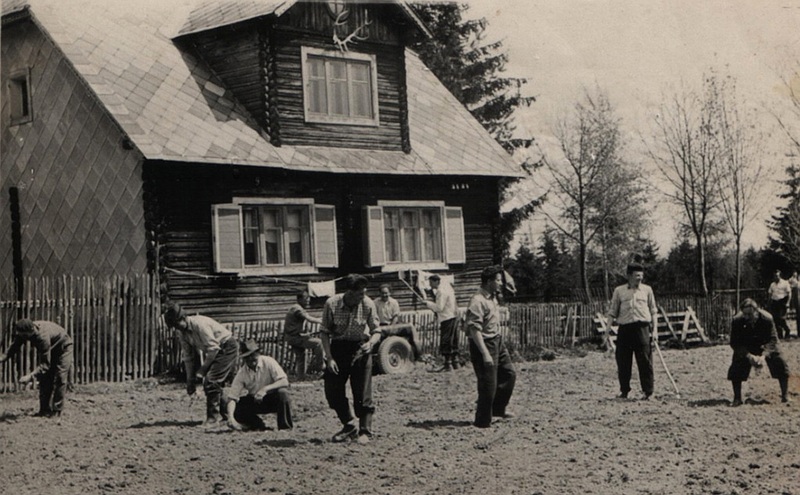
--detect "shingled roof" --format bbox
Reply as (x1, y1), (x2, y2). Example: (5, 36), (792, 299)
(2, 0), (522, 178)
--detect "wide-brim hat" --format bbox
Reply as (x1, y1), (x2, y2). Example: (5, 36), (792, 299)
(240, 339), (261, 357)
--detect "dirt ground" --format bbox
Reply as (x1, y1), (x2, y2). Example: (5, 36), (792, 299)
(1, 340), (799, 495)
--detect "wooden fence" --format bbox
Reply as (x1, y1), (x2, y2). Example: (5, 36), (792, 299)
(0, 275), (746, 393)
(0, 275), (166, 392)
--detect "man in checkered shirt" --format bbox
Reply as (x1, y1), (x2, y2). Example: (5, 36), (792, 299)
(320, 274), (381, 444)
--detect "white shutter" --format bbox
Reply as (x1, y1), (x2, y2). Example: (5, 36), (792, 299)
(363, 205), (386, 267)
(313, 205), (338, 268)
(444, 206), (466, 264)
(211, 204), (244, 273)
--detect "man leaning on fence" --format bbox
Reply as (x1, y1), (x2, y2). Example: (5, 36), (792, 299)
(284, 290), (325, 378)
(0, 319), (73, 418)
(608, 261), (658, 401)
(163, 302), (239, 427)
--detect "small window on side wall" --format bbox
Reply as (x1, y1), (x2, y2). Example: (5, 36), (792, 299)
(9, 68), (32, 125)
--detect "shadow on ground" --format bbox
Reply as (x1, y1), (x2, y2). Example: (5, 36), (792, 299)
(406, 419), (473, 429)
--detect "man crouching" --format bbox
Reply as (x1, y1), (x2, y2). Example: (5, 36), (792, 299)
(728, 298), (791, 406)
(226, 340), (294, 431)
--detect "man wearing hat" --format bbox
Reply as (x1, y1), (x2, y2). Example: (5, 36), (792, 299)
(728, 298), (791, 406)
(225, 340), (294, 431)
(607, 261), (658, 400)
(163, 302), (239, 426)
(0, 319), (73, 417)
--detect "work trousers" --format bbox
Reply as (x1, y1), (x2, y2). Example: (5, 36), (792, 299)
(615, 322), (654, 396)
(769, 297), (790, 339)
(324, 340), (374, 425)
(287, 335), (325, 374)
(469, 335), (516, 428)
(38, 342), (73, 414)
(439, 318), (459, 358)
(203, 338), (239, 420)
(232, 389), (294, 430)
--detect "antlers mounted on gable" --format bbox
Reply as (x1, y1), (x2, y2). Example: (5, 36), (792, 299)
(332, 10), (372, 52)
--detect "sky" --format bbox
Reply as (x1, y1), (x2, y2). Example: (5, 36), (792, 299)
(463, 0), (800, 255)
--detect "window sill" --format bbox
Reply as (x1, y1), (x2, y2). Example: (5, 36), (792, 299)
(220, 266), (320, 277)
(305, 115), (379, 127)
(380, 262), (448, 273)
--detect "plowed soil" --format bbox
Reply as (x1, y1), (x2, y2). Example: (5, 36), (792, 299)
(1, 341), (799, 495)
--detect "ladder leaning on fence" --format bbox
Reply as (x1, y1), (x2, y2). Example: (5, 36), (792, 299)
(594, 305), (709, 350)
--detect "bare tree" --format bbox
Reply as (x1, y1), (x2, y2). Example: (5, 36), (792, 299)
(646, 78), (724, 296)
(546, 88), (646, 300)
(711, 75), (765, 306)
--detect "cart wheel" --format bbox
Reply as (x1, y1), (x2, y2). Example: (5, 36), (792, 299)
(377, 336), (414, 374)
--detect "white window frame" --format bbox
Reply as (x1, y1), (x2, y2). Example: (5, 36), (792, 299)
(376, 200), (448, 272)
(301, 46), (380, 127)
(213, 198), (337, 275)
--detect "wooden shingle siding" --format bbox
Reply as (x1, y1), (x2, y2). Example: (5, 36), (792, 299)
(0, 19), (147, 279)
(147, 163), (501, 321)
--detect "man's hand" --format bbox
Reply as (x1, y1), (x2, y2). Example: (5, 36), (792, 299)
(254, 388), (268, 402)
(359, 340), (373, 354)
(327, 358), (339, 375)
(483, 354), (494, 366)
(0, 353), (7, 363)
(19, 373), (34, 384)
(747, 354), (764, 368)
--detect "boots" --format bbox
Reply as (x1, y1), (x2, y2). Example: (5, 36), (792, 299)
(358, 413), (373, 444)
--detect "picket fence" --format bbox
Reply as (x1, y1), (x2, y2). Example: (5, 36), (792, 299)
(0, 276), (742, 393)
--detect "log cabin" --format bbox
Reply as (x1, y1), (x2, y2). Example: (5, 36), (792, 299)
(1, 0), (524, 321)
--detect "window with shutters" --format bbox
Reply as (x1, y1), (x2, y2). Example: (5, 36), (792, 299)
(212, 199), (338, 274)
(363, 201), (465, 271)
(301, 47), (379, 126)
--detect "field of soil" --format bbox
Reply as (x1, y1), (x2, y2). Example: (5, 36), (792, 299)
(1, 340), (799, 495)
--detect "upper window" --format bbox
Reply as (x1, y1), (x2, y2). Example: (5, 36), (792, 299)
(301, 47), (379, 126)
(363, 202), (466, 270)
(9, 68), (32, 125)
(212, 200), (338, 274)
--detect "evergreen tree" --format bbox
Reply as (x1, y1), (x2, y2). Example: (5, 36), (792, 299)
(410, 3), (542, 259)
(769, 164), (800, 267)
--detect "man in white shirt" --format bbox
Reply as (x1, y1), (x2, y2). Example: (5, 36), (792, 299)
(767, 270), (792, 340)
(225, 340), (294, 431)
(608, 262), (658, 400)
(424, 274), (459, 371)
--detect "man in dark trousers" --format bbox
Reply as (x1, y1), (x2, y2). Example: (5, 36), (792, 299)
(465, 265), (516, 428)
(163, 302), (239, 426)
(283, 290), (324, 378)
(0, 319), (73, 417)
(320, 274), (381, 444)
(728, 298), (791, 406)
(225, 340), (294, 431)
(423, 274), (459, 371)
(608, 261), (658, 400)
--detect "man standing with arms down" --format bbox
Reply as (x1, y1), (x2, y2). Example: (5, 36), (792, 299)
(321, 274), (381, 444)
(767, 270), (792, 340)
(608, 261), (658, 400)
(423, 274), (459, 371)
(465, 265), (516, 428)
(0, 319), (73, 418)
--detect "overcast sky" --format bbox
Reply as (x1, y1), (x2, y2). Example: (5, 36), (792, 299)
(465, 0), (800, 254)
